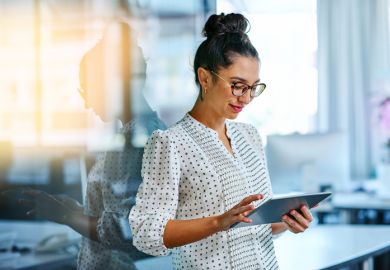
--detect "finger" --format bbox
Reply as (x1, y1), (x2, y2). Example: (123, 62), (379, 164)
(236, 215), (253, 224)
(22, 189), (43, 197)
(284, 221), (300, 233)
(51, 195), (72, 208)
(25, 190), (59, 204)
(242, 204), (258, 217)
(237, 194), (263, 207)
(1, 189), (21, 198)
(242, 217), (252, 223)
(18, 198), (34, 205)
(282, 215), (305, 233)
(54, 195), (81, 208)
(26, 209), (36, 216)
(289, 210), (309, 229)
(242, 209), (255, 217)
(232, 204), (254, 215)
(55, 194), (69, 203)
(300, 206), (313, 222)
(284, 222), (300, 234)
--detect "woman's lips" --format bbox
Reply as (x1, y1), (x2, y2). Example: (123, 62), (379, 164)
(230, 104), (243, 113)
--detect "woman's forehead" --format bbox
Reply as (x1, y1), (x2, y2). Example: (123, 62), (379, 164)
(220, 56), (260, 80)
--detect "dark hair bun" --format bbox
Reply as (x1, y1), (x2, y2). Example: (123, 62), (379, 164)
(202, 13), (249, 39)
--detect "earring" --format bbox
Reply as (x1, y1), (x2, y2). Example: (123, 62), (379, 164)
(204, 87), (207, 94)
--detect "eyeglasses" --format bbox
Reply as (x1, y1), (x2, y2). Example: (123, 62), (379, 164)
(210, 70), (266, 98)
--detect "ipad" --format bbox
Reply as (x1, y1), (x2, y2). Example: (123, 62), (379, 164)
(231, 191), (332, 228)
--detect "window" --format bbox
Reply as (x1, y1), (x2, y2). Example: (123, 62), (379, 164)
(218, 0), (318, 138)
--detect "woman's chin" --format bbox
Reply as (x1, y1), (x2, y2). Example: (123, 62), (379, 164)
(92, 110), (110, 123)
(225, 112), (239, 120)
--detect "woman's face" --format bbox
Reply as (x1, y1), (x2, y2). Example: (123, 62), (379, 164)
(79, 67), (109, 122)
(204, 55), (260, 120)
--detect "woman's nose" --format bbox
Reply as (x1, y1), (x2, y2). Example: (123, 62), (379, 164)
(239, 89), (252, 104)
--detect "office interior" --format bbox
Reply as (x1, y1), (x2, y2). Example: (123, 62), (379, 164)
(0, 0), (389, 269)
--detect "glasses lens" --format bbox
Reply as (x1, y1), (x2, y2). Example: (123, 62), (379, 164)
(232, 82), (249, 96)
(251, 83), (266, 97)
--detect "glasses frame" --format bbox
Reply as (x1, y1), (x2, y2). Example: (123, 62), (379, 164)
(210, 70), (266, 98)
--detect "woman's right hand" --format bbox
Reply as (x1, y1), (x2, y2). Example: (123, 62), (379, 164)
(163, 194), (264, 248)
(216, 194), (263, 231)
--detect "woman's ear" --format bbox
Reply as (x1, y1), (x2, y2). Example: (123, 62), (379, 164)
(197, 67), (210, 90)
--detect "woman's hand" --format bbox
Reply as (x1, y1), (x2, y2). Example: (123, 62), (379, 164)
(216, 194), (263, 231)
(163, 194), (264, 248)
(17, 189), (98, 241)
(282, 205), (313, 234)
(53, 194), (84, 212)
(19, 189), (83, 224)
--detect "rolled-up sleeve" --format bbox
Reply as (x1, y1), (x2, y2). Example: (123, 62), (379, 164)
(129, 130), (180, 256)
(91, 147), (144, 253)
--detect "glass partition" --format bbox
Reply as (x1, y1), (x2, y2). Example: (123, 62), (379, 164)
(0, 1), (215, 269)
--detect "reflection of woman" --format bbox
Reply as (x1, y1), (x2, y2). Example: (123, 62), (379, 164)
(76, 27), (166, 269)
(22, 22), (165, 269)
(130, 13), (313, 269)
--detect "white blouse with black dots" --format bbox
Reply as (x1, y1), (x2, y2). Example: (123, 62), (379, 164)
(129, 113), (279, 270)
(77, 113), (166, 270)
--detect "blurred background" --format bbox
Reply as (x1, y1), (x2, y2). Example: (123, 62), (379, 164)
(0, 0), (389, 269)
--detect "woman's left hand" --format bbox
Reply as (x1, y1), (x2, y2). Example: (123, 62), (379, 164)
(19, 189), (82, 224)
(282, 205), (313, 234)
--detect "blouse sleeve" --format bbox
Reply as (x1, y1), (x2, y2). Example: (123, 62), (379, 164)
(83, 150), (148, 258)
(129, 130), (180, 256)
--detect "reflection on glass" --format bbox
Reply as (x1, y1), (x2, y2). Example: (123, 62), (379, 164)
(21, 22), (166, 269)
(0, 1), (214, 269)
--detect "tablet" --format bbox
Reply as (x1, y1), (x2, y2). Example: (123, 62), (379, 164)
(231, 191), (332, 228)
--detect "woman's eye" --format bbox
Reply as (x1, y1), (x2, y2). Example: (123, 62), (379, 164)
(233, 83), (247, 90)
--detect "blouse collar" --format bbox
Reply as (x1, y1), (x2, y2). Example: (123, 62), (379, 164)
(184, 113), (234, 139)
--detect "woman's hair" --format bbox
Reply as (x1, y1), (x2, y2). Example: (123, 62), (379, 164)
(193, 13), (259, 93)
(79, 22), (146, 92)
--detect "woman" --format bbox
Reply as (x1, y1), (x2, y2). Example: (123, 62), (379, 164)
(129, 13), (313, 270)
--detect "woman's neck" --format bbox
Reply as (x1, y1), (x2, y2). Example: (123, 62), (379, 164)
(189, 98), (226, 135)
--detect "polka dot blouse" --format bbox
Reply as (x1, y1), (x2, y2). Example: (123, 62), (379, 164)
(77, 112), (166, 270)
(129, 114), (279, 270)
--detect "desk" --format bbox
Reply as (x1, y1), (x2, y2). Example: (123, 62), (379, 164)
(275, 225), (390, 270)
(331, 193), (390, 223)
(11, 253), (76, 270)
(135, 225), (390, 270)
(332, 193), (390, 210)
(0, 221), (78, 270)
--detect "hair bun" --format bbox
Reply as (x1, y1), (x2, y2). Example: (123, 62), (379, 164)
(202, 13), (249, 39)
